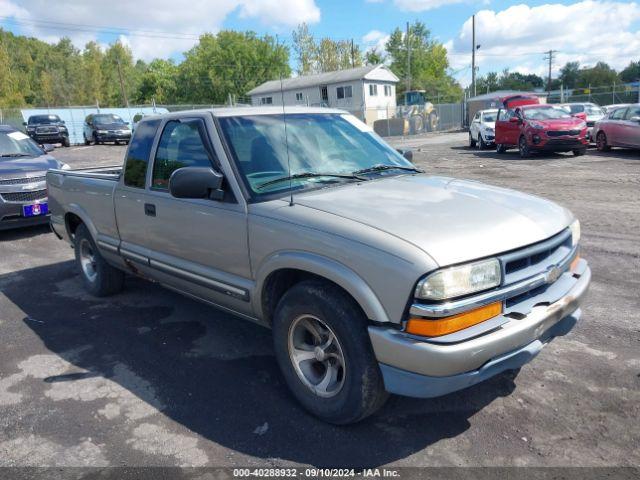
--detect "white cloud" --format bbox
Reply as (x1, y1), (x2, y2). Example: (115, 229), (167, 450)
(0, 0), (321, 61)
(394, 0), (465, 11)
(362, 30), (390, 58)
(447, 1), (640, 85)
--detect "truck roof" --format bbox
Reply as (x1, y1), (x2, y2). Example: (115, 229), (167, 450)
(141, 106), (350, 122)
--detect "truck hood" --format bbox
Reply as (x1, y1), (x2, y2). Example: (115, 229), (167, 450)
(0, 154), (61, 178)
(293, 175), (573, 266)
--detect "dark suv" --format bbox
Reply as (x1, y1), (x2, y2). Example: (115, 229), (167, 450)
(23, 114), (70, 147)
(83, 114), (132, 145)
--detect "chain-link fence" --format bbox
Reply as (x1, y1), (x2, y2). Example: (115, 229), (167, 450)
(367, 103), (464, 137)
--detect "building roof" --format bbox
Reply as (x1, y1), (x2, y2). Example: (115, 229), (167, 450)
(248, 65), (399, 96)
(468, 90), (549, 102)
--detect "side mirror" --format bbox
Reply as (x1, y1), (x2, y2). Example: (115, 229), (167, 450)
(22, 121), (27, 126)
(41, 144), (55, 153)
(169, 167), (225, 201)
(509, 116), (520, 123)
(397, 149), (413, 162)
(630, 116), (640, 123)
(572, 112), (587, 121)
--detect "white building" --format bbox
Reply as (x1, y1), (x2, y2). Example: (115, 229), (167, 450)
(247, 65), (399, 124)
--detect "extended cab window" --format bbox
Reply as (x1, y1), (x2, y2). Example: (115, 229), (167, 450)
(152, 119), (214, 190)
(624, 106), (640, 120)
(123, 119), (161, 188)
(611, 108), (627, 120)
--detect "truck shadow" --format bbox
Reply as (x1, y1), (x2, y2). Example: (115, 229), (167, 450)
(3, 261), (519, 467)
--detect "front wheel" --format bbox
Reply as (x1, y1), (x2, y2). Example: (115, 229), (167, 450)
(62, 136), (70, 147)
(469, 132), (476, 148)
(573, 149), (586, 156)
(272, 281), (388, 424)
(496, 143), (507, 154)
(479, 134), (486, 149)
(74, 224), (124, 297)
(596, 131), (611, 152)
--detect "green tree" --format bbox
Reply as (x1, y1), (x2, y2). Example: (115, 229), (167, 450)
(365, 48), (385, 66)
(178, 31), (290, 104)
(576, 62), (619, 88)
(0, 41), (25, 106)
(292, 24), (362, 74)
(101, 41), (138, 106)
(559, 61), (580, 88)
(386, 21), (461, 101)
(619, 60), (640, 83)
(136, 59), (178, 103)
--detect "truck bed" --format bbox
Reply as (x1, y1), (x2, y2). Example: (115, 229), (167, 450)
(47, 165), (123, 242)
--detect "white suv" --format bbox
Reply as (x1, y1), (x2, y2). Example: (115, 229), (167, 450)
(469, 109), (498, 149)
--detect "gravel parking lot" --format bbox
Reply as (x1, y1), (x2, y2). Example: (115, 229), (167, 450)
(1, 134), (638, 468)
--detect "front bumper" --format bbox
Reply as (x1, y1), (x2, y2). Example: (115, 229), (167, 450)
(30, 133), (68, 144)
(369, 260), (591, 398)
(95, 132), (131, 142)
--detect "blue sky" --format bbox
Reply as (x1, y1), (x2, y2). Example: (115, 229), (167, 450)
(1, 0), (639, 86)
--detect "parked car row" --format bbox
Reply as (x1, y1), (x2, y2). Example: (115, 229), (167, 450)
(469, 96), (639, 156)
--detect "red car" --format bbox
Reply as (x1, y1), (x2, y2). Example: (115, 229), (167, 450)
(495, 95), (588, 157)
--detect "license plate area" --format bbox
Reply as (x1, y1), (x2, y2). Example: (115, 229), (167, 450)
(22, 202), (48, 217)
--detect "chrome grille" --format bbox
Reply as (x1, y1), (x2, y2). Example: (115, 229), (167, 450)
(36, 126), (59, 134)
(0, 176), (46, 186)
(0, 190), (47, 203)
(547, 130), (581, 137)
(500, 229), (573, 286)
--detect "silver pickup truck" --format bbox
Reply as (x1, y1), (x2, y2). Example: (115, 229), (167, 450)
(47, 107), (591, 424)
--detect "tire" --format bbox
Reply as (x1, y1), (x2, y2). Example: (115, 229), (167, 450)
(469, 132), (476, 148)
(573, 149), (586, 156)
(74, 224), (125, 297)
(62, 136), (70, 147)
(496, 143), (507, 154)
(409, 116), (423, 135)
(272, 280), (388, 424)
(596, 131), (611, 152)
(84, 135), (90, 146)
(92, 132), (100, 145)
(426, 112), (438, 132)
(479, 134), (486, 150)
(518, 135), (530, 158)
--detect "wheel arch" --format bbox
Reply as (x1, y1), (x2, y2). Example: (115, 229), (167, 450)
(64, 205), (99, 242)
(254, 251), (392, 326)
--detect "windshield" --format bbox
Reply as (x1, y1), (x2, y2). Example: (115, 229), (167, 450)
(94, 114), (126, 125)
(219, 113), (414, 198)
(28, 115), (60, 125)
(523, 106), (572, 120)
(0, 130), (45, 158)
(482, 112), (497, 122)
(584, 105), (604, 116)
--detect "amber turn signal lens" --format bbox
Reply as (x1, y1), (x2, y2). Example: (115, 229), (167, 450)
(570, 255), (581, 272)
(406, 301), (503, 337)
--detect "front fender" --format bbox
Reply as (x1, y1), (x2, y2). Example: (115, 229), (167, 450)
(253, 250), (392, 324)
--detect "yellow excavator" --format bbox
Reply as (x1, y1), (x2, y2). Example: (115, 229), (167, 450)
(399, 90), (439, 134)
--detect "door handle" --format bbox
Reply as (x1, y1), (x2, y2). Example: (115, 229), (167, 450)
(144, 203), (156, 217)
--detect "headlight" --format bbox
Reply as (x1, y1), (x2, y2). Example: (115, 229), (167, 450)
(60, 163), (71, 170)
(577, 121), (587, 129)
(483, 127), (494, 133)
(98, 130), (107, 134)
(415, 258), (502, 301)
(570, 219), (580, 247)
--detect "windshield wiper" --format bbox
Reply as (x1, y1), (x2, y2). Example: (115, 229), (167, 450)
(257, 172), (366, 190)
(0, 153), (32, 158)
(353, 164), (423, 176)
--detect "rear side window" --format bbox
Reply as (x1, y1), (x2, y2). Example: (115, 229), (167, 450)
(611, 108), (627, 120)
(624, 106), (640, 120)
(123, 119), (161, 188)
(151, 119), (214, 190)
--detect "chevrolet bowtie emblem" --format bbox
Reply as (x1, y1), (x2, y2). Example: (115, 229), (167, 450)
(546, 265), (562, 284)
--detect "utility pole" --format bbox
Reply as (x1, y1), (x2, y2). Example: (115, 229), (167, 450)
(471, 15), (476, 97)
(406, 22), (411, 91)
(351, 39), (355, 68)
(116, 59), (129, 108)
(544, 50), (556, 94)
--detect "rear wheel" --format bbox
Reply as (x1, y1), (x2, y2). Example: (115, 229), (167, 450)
(469, 132), (476, 148)
(74, 224), (124, 297)
(596, 131), (610, 152)
(573, 149), (586, 156)
(518, 135), (530, 158)
(272, 281), (388, 424)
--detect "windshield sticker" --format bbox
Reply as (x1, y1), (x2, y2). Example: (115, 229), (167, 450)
(341, 114), (373, 133)
(7, 131), (30, 141)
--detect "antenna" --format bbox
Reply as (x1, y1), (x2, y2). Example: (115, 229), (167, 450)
(279, 72), (294, 207)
